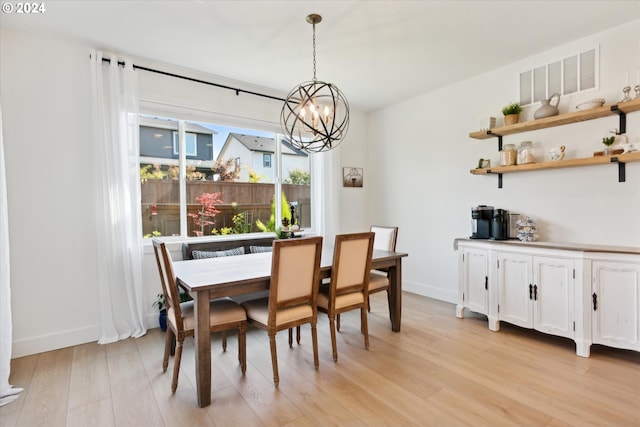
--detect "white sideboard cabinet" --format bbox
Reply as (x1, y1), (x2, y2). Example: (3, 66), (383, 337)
(456, 246), (489, 318)
(591, 257), (640, 352)
(497, 253), (575, 340)
(455, 239), (640, 357)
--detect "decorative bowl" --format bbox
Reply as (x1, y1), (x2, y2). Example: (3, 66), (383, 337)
(575, 98), (605, 111)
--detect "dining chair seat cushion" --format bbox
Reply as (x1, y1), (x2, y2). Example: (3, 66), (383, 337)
(368, 271), (389, 291)
(168, 299), (246, 331)
(242, 297), (313, 326)
(317, 290), (364, 311)
(192, 247), (245, 259)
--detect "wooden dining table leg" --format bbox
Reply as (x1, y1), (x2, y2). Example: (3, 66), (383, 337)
(194, 289), (211, 407)
(388, 258), (402, 332)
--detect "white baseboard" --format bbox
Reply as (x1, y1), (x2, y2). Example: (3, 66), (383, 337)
(403, 279), (457, 304)
(12, 324), (100, 358)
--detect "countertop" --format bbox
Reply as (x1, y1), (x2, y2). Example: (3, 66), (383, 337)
(454, 238), (640, 255)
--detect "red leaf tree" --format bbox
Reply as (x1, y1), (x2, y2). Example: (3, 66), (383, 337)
(188, 192), (224, 236)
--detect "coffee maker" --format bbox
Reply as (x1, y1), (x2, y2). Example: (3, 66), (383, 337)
(490, 209), (509, 240)
(470, 205), (493, 239)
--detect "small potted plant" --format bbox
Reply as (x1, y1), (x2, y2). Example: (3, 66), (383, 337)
(153, 293), (168, 331)
(602, 136), (616, 155)
(153, 291), (192, 331)
(502, 102), (522, 126)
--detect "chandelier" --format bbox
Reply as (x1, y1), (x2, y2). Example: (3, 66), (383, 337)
(281, 14), (349, 153)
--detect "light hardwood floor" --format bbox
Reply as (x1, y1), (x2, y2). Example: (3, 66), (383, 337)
(1, 293), (639, 427)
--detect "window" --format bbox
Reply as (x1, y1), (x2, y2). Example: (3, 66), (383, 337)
(140, 115), (311, 239)
(172, 131), (197, 156)
(519, 46), (599, 106)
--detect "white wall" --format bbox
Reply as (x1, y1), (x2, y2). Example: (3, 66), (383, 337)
(1, 29), (100, 357)
(368, 20), (640, 303)
(0, 27), (370, 357)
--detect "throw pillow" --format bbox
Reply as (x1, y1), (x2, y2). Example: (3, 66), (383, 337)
(192, 247), (245, 259)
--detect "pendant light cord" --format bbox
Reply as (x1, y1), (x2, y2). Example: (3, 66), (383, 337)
(312, 21), (317, 82)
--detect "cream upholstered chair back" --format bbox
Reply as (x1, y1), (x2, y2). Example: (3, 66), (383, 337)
(370, 225), (398, 252)
(334, 237), (374, 292)
(274, 242), (320, 304)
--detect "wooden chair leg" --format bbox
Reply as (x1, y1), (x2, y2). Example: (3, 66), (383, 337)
(288, 328), (293, 347)
(269, 332), (279, 386)
(311, 322), (319, 369)
(336, 313), (341, 332)
(162, 328), (174, 372)
(361, 308), (370, 350)
(386, 289), (392, 324)
(296, 326), (301, 344)
(171, 339), (183, 393)
(367, 295), (371, 312)
(329, 315), (338, 362)
(222, 330), (227, 352)
(239, 323), (246, 374)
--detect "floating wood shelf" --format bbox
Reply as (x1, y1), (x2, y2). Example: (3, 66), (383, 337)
(469, 98), (640, 140)
(468, 98), (640, 188)
(470, 152), (640, 175)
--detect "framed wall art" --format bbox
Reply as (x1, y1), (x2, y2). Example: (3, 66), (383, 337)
(343, 167), (363, 188)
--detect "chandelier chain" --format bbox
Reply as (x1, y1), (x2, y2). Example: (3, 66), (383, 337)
(312, 22), (317, 82)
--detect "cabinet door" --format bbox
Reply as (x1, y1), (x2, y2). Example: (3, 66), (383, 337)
(533, 256), (574, 339)
(462, 248), (488, 315)
(592, 261), (640, 351)
(497, 252), (533, 328)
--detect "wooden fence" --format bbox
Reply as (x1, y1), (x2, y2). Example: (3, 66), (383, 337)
(141, 180), (310, 237)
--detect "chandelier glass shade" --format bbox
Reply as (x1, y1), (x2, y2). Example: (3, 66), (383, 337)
(280, 14), (349, 153)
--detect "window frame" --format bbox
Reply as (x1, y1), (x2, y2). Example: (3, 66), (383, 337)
(172, 131), (197, 156)
(140, 112), (313, 241)
(263, 153), (272, 168)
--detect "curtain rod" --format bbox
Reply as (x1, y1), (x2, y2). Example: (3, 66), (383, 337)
(98, 56), (286, 103)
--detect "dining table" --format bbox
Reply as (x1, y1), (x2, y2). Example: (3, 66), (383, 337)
(173, 245), (408, 407)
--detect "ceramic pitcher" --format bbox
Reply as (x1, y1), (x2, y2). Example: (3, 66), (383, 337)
(534, 93), (561, 119)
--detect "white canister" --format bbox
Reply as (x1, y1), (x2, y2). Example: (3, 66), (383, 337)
(517, 141), (535, 164)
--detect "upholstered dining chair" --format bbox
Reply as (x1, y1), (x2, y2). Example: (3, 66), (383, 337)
(317, 232), (375, 362)
(241, 236), (323, 386)
(152, 239), (247, 393)
(368, 225), (399, 315)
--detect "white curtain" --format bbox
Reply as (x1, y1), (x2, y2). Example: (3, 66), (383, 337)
(0, 103), (23, 406)
(312, 148), (341, 243)
(90, 51), (146, 343)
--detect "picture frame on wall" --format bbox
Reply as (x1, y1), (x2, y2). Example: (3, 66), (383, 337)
(343, 167), (363, 188)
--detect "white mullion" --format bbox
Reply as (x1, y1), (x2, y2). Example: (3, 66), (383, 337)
(178, 120), (188, 237)
(274, 134), (283, 228)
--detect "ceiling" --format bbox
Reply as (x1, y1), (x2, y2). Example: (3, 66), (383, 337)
(2, 1), (639, 112)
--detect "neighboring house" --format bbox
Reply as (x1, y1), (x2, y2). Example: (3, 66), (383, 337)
(217, 133), (309, 182)
(139, 116), (217, 177)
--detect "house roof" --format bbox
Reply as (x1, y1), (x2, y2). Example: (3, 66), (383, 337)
(218, 133), (308, 159)
(139, 116), (216, 135)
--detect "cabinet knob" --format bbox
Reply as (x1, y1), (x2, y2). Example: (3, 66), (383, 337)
(592, 293), (598, 311)
(534, 284), (538, 301)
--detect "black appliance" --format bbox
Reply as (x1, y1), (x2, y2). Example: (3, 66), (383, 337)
(491, 209), (509, 240)
(470, 205), (493, 239)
